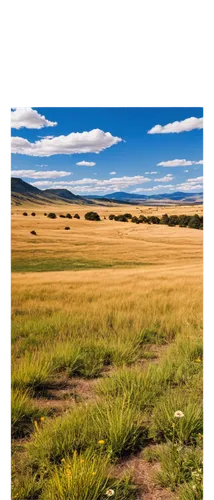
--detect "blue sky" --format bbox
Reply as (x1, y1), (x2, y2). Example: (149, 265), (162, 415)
(11, 107), (203, 195)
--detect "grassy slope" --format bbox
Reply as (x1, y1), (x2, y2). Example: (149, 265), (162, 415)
(11, 204), (203, 500)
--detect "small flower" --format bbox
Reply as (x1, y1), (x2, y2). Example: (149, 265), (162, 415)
(106, 489), (115, 497)
(40, 416), (45, 421)
(80, 459), (85, 463)
(61, 458), (65, 462)
(92, 471), (96, 476)
(98, 439), (105, 445)
(174, 410), (184, 418)
(195, 357), (201, 363)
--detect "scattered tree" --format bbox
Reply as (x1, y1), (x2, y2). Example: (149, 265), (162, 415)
(124, 213), (132, 219)
(188, 214), (202, 229)
(47, 213), (57, 219)
(109, 214), (115, 220)
(114, 215), (128, 222)
(74, 214), (80, 219)
(30, 230), (37, 235)
(60, 215), (66, 218)
(44, 213), (47, 216)
(168, 215), (179, 226)
(64, 226), (70, 230)
(85, 212), (101, 221)
(160, 214), (169, 225)
(66, 213), (72, 219)
(23, 212), (28, 216)
(31, 212), (36, 216)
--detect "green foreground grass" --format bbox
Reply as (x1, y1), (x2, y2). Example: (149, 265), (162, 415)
(11, 257), (149, 273)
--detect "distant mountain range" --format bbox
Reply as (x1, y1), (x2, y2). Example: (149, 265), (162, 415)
(11, 178), (203, 206)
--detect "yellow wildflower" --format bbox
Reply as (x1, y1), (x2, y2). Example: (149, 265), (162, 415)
(98, 440), (105, 445)
(92, 471), (96, 475)
(40, 416), (45, 421)
(195, 357), (201, 363)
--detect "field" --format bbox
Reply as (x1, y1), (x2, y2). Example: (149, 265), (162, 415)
(11, 203), (203, 500)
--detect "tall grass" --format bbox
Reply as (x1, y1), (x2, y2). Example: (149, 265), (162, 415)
(11, 388), (43, 437)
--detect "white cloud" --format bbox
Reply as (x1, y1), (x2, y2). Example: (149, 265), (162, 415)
(131, 185), (173, 193)
(31, 175), (151, 193)
(154, 174), (174, 182)
(148, 117), (203, 134)
(169, 176), (203, 192)
(184, 170), (189, 173)
(157, 159), (203, 167)
(76, 161), (96, 167)
(145, 171), (158, 174)
(109, 171), (116, 175)
(36, 164), (48, 168)
(11, 129), (123, 157)
(11, 108), (57, 129)
(11, 170), (72, 179)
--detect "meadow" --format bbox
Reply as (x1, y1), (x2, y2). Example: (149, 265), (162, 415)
(11, 203), (203, 500)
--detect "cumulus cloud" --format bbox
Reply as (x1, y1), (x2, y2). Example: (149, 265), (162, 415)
(148, 117), (203, 134)
(157, 159), (203, 167)
(11, 129), (123, 157)
(76, 161), (96, 167)
(11, 108), (57, 129)
(31, 175), (151, 193)
(168, 176), (203, 192)
(11, 170), (72, 179)
(154, 174), (174, 182)
(145, 171), (158, 174)
(109, 171), (116, 175)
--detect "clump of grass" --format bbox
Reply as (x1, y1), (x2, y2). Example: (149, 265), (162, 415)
(149, 387), (203, 445)
(11, 352), (55, 391)
(178, 480), (203, 500)
(96, 365), (161, 410)
(11, 388), (44, 437)
(136, 325), (170, 345)
(155, 443), (203, 491)
(40, 450), (137, 500)
(157, 337), (203, 386)
(27, 397), (146, 466)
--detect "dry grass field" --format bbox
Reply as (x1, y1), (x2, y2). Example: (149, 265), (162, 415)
(11, 203), (203, 500)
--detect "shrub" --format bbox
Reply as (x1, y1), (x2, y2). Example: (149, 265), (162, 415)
(66, 213), (72, 219)
(178, 215), (191, 227)
(188, 214), (202, 229)
(168, 215), (179, 226)
(147, 216), (160, 224)
(44, 213), (47, 216)
(23, 212), (28, 216)
(138, 215), (148, 223)
(124, 213), (132, 219)
(30, 230), (37, 236)
(85, 212), (101, 221)
(74, 213), (80, 219)
(131, 216), (139, 224)
(11, 352), (55, 391)
(31, 212), (36, 216)
(47, 213), (57, 219)
(60, 214), (66, 218)
(160, 214), (169, 225)
(109, 214), (115, 220)
(114, 215), (128, 222)
(64, 227), (70, 230)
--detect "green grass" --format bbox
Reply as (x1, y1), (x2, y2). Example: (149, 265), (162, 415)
(11, 256), (148, 273)
(27, 397), (146, 467)
(11, 352), (55, 391)
(155, 443), (203, 491)
(11, 389), (44, 437)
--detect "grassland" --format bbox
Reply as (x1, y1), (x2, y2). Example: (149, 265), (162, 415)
(11, 203), (203, 500)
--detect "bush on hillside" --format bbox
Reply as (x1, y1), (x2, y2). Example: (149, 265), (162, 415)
(168, 215), (179, 226)
(30, 230), (37, 236)
(109, 214), (115, 220)
(114, 215), (128, 222)
(138, 215), (148, 223)
(44, 213), (47, 216)
(47, 213), (57, 219)
(160, 214), (169, 225)
(188, 214), (203, 229)
(148, 216), (160, 224)
(23, 212), (28, 216)
(31, 212), (36, 217)
(66, 213), (72, 219)
(60, 215), (66, 218)
(85, 212), (101, 221)
(178, 215), (191, 227)
(124, 213), (133, 219)
(64, 227), (70, 230)
(131, 216), (139, 224)
(74, 214), (80, 219)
